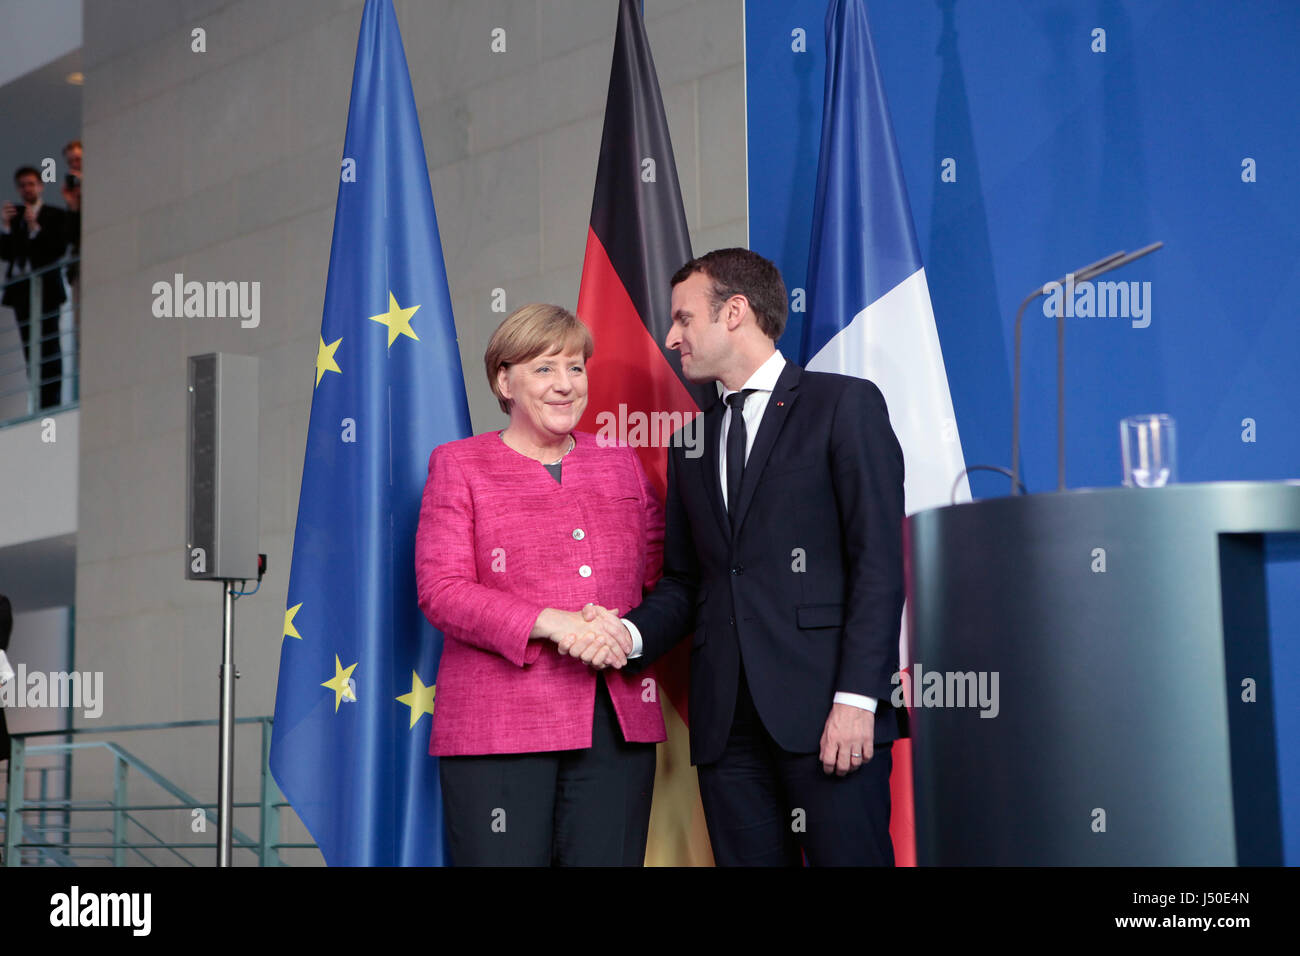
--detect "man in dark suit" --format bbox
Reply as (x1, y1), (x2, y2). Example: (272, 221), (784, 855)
(566, 248), (906, 866)
(2, 166), (69, 410)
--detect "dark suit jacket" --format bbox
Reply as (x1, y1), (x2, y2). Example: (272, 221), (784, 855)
(626, 359), (908, 766)
(1, 203), (69, 312)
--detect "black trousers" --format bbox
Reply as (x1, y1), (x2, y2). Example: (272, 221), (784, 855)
(11, 299), (62, 409)
(438, 678), (657, 866)
(696, 664), (895, 866)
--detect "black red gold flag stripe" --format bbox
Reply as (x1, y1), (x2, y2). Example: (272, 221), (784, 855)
(575, 0), (714, 867)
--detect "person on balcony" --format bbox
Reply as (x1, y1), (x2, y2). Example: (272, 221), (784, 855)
(2, 166), (70, 410)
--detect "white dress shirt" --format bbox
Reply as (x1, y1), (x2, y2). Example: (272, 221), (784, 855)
(621, 349), (876, 714)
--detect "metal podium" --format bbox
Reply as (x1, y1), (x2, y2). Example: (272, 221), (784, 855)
(904, 481), (1300, 865)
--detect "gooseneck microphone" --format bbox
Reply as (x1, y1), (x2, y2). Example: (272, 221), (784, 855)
(1010, 241), (1164, 495)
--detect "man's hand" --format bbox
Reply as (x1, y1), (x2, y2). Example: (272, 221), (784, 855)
(819, 702), (875, 776)
(61, 182), (80, 211)
(1, 201), (15, 227)
(23, 203), (38, 228)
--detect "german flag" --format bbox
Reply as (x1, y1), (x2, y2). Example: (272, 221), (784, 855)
(575, 0), (714, 866)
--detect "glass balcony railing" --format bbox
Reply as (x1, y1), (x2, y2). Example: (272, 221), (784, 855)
(0, 253), (81, 427)
(3, 716), (315, 866)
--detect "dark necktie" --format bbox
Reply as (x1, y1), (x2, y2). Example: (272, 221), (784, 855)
(725, 389), (756, 520)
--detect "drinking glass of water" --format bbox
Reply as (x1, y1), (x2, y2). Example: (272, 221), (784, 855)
(1121, 414), (1176, 488)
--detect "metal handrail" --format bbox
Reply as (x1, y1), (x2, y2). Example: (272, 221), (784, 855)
(2, 715), (315, 867)
(14, 714), (273, 739)
(0, 252), (75, 294)
(0, 253), (76, 296)
(0, 252), (80, 425)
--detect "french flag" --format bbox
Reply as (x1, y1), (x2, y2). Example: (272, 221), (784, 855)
(802, 0), (971, 867)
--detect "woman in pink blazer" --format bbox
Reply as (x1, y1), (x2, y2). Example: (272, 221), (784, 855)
(415, 304), (667, 866)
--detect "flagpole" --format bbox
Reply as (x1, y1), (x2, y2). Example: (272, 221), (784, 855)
(217, 581), (236, 866)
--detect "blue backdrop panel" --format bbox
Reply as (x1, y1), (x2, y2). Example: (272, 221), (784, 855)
(745, 0), (1299, 864)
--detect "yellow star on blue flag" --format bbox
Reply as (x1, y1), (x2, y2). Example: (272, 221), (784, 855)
(369, 292), (421, 348)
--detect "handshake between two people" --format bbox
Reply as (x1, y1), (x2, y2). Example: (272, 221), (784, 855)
(535, 604), (632, 670)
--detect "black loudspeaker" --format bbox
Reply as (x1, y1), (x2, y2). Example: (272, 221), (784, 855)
(186, 353), (259, 580)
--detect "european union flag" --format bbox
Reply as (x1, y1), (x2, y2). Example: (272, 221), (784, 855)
(269, 0), (470, 866)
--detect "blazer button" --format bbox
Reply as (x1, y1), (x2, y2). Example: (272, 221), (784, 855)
(578, 565), (592, 577)
(572, 528), (585, 540)
(730, 564), (744, 575)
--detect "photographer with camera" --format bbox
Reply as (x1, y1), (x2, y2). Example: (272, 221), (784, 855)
(1, 165), (71, 410)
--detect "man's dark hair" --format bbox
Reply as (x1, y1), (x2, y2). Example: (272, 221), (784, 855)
(63, 140), (82, 155)
(13, 166), (40, 184)
(671, 248), (787, 341)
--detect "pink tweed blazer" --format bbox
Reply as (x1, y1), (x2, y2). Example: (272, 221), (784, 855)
(416, 429), (668, 755)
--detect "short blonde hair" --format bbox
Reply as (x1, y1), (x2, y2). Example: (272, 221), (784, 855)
(484, 304), (594, 414)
